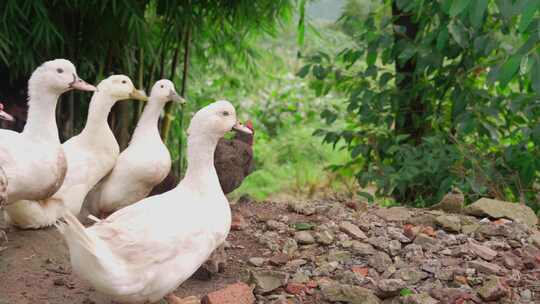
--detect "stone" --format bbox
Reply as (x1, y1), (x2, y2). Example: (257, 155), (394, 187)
(269, 253), (289, 266)
(420, 259), (441, 274)
(388, 227), (412, 243)
(388, 240), (402, 256)
(288, 201), (316, 215)
(315, 230), (335, 245)
(368, 252), (393, 273)
(282, 238), (298, 256)
(465, 198), (538, 227)
(266, 220), (287, 231)
(285, 282), (306, 295)
(429, 189), (464, 213)
(400, 293), (438, 304)
(429, 288), (473, 304)
(529, 230), (540, 249)
(314, 261), (339, 276)
(468, 241), (497, 261)
(394, 268), (428, 285)
(285, 259), (307, 269)
(291, 271), (310, 283)
(231, 214), (248, 231)
(351, 241), (376, 255)
(248, 257), (265, 267)
(476, 275), (508, 301)
(501, 252), (523, 270)
(435, 267), (454, 281)
(375, 207), (411, 222)
(294, 231), (315, 245)
(201, 282), (255, 304)
(339, 221), (367, 240)
(467, 260), (502, 275)
(368, 236), (390, 251)
(175, 296), (200, 304)
(413, 234), (440, 249)
(250, 270), (289, 293)
(376, 279), (406, 297)
(320, 282), (381, 304)
(435, 215), (461, 232)
(328, 249), (352, 263)
(351, 266), (369, 277)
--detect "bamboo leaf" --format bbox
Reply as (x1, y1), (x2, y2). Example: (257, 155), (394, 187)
(449, 0), (470, 17)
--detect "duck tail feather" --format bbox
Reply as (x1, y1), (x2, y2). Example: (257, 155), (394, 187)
(55, 209), (95, 255)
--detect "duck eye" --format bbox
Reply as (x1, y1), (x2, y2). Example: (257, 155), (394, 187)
(122, 80), (127, 84)
(222, 111), (230, 117)
(56, 68), (64, 74)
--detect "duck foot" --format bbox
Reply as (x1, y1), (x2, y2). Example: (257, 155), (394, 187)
(192, 244), (227, 281)
(165, 294), (200, 304)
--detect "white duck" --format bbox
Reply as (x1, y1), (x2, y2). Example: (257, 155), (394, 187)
(81, 79), (185, 218)
(57, 100), (252, 304)
(0, 104), (14, 245)
(5, 75), (147, 229)
(0, 59), (95, 204)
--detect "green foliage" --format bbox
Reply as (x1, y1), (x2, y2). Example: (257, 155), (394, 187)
(300, 0), (540, 208)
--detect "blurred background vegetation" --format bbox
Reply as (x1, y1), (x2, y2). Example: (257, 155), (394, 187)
(1, 0), (540, 211)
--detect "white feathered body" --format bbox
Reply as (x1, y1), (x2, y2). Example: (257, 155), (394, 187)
(59, 179), (230, 303)
(84, 129), (171, 215)
(0, 130), (66, 203)
(5, 115), (120, 229)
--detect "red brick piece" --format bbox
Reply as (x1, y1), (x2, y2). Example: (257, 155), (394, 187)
(201, 282), (255, 304)
(230, 214), (248, 231)
(285, 282), (306, 295)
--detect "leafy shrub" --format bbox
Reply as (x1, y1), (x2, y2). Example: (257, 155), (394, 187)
(300, 0), (540, 208)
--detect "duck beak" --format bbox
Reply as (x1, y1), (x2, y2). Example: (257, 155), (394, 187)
(69, 74), (97, 92)
(130, 89), (148, 101)
(0, 110), (14, 122)
(232, 121), (252, 134)
(169, 90), (185, 104)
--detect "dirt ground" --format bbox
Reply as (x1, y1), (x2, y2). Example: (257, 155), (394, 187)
(0, 201), (287, 304)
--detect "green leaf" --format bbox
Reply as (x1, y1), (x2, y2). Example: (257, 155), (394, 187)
(399, 288), (414, 296)
(518, 0), (540, 32)
(436, 27), (449, 51)
(379, 72), (393, 86)
(357, 191), (374, 203)
(294, 222), (315, 231)
(498, 54), (522, 87)
(367, 47), (377, 66)
(449, 0), (471, 17)
(448, 21), (469, 48)
(297, 0), (306, 46)
(296, 65), (311, 78)
(532, 54), (540, 95)
(469, 0), (489, 29)
(398, 46), (417, 63)
(496, 0), (514, 19)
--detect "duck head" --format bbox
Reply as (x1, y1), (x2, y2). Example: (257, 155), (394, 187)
(150, 79), (185, 104)
(0, 103), (14, 121)
(29, 59), (96, 94)
(233, 120), (254, 145)
(188, 100), (252, 140)
(97, 75), (148, 101)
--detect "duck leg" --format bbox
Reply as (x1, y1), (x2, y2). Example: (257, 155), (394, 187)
(165, 294), (199, 304)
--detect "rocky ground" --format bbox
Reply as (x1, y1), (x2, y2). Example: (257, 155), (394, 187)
(1, 196), (540, 304)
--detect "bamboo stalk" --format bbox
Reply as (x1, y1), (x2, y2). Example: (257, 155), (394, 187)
(160, 41), (181, 142)
(177, 24), (192, 176)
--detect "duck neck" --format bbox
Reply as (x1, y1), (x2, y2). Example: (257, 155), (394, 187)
(22, 87), (61, 142)
(82, 91), (116, 134)
(183, 133), (221, 191)
(131, 98), (165, 142)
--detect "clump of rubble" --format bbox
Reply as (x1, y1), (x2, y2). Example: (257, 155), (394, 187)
(198, 197), (540, 304)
